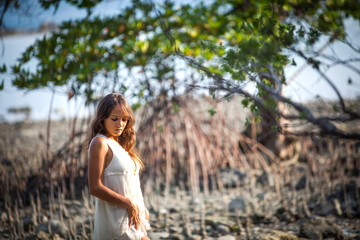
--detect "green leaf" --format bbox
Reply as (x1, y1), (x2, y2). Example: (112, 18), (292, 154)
(131, 103), (141, 110)
(270, 125), (278, 131)
(245, 117), (251, 126)
(0, 64), (6, 73)
(207, 108), (217, 116)
(241, 98), (250, 108)
(172, 102), (180, 113)
(156, 125), (164, 132)
(264, 97), (276, 111)
(300, 111), (307, 119)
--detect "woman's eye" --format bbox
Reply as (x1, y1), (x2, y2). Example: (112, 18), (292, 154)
(122, 118), (127, 122)
(111, 118), (118, 121)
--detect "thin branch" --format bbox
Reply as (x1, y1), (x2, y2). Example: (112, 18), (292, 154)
(289, 49), (346, 108)
(280, 128), (360, 140)
(289, 47), (359, 119)
(279, 113), (359, 122)
(0, 0), (10, 56)
(258, 65), (282, 94)
(142, 66), (153, 97)
(0, 0), (10, 29)
(46, 89), (55, 181)
(320, 55), (360, 76)
(340, 39), (360, 54)
(288, 38), (335, 84)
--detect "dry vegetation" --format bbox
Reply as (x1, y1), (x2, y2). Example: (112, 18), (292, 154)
(0, 96), (359, 239)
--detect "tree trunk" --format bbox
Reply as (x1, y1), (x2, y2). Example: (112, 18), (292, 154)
(258, 76), (301, 162)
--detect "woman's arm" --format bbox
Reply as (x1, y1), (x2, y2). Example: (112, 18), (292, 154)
(88, 137), (140, 229)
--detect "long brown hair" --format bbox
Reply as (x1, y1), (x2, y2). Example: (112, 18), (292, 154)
(83, 93), (144, 170)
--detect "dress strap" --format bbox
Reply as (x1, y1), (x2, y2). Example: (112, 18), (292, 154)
(96, 133), (110, 141)
(91, 134), (116, 152)
(88, 135), (108, 155)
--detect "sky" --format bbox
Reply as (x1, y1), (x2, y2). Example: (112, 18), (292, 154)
(0, 0), (359, 122)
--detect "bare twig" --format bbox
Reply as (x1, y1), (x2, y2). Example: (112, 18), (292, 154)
(46, 89), (55, 181)
(289, 47), (359, 119)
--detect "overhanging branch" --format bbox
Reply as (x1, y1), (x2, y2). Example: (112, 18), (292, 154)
(155, 1), (360, 140)
(175, 51), (360, 139)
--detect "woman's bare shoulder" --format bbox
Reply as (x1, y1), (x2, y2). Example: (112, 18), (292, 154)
(89, 136), (108, 152)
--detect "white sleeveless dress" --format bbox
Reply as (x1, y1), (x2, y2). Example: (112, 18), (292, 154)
(91, 134), (150, 240)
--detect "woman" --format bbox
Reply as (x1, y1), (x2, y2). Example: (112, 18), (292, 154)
(84, 93), (150, 240)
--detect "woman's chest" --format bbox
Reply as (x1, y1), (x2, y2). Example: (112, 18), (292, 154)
(106, 144), (136, 174)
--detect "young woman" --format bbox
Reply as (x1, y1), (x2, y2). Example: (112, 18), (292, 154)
(84, 93), (150, 240)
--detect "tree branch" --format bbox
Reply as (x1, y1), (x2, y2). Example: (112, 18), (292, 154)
(181, 53), (360, 139)
(288, 47), (360, 119)
(340, 39), (360, 54)
(0, 0), (10, 29)
(280, 128), (360, 140)
(320, 54), (360, 76)
(155, 0), (360, 140)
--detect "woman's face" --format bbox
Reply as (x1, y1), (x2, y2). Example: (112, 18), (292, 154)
(103, 104), (128, 140)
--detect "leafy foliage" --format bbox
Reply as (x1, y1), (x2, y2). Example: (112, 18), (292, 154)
(4, 1), (197, 104)
(2, 0), (360, 138)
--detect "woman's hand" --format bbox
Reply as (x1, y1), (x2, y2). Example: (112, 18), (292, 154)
(145, 208), (150, 221)
(127, 200), (140, 230)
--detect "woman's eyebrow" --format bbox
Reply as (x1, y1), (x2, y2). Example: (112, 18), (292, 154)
(111, 114), (127, 118)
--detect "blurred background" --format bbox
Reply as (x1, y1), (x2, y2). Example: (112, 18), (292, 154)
(0, 0), (359, 239)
